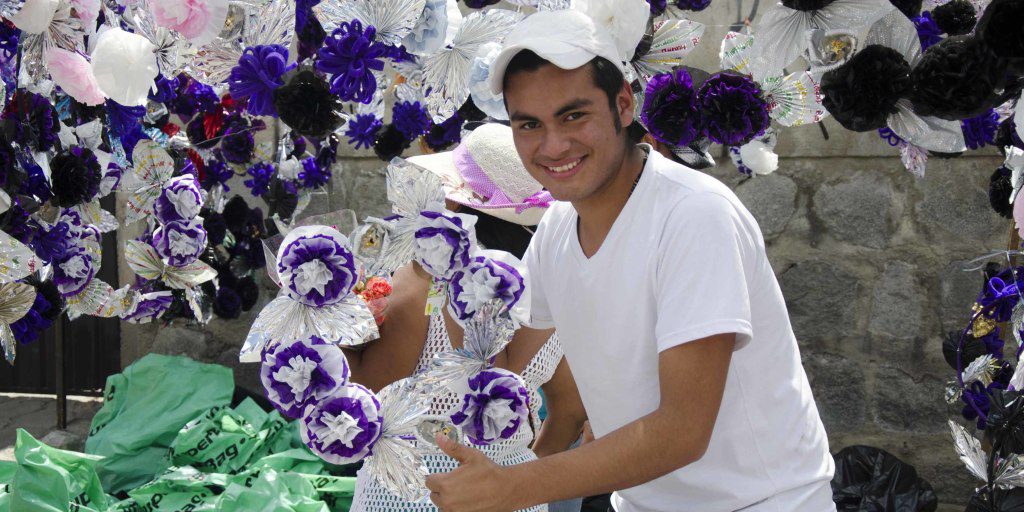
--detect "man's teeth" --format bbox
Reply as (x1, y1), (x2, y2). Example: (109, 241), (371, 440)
(548, 159), (581, 173)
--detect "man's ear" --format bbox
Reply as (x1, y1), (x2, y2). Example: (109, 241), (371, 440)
(617, 79), (635, 127)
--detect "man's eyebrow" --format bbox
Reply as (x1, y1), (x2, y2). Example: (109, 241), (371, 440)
(509, 98), (594, 123)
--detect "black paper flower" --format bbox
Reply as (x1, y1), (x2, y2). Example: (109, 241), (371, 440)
(373, 124), (412, 161)
(2, 90), (58, 152)
(213, 286), (242, 319)
(942, 331), (991, 370)
(49, 147), (102, 207)
(236, 275), (259, 311)
(933, 0), (977, 35)
(890, 0), (924, 18)
(989, 166), (1015, 219)
(821, 45), (912, 132)
(986, 389), (1024, 455)
(223, 195), (251, 234)
(996, 117), (1024, 155)
(977, 0), (1024, 66)
(273, 67), (344, 139)
(909, 36), (1007, 120)
(781, 0), (836, 10)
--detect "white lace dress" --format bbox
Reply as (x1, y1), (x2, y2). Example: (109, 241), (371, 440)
(351, 311), (563, 512)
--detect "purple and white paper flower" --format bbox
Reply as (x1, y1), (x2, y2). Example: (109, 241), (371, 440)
(121, 291), (174, 324)
(152, 219), (208, 267)
(447, 255), (525, 322)
(261, 335), (350, 419)
(412, 211), (476, 279)
(55, 247), (97, 297)
(277, 226), (359, 307)
(301, 383), (383, 465)
(154, 175), (204, 224)
(450, 368), (530, 446)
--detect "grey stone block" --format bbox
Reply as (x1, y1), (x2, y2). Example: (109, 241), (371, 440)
(803, 353), (866, 433)
(868, 262), (924, 341)
(917, 158), (1006, 246)
(873, 365), (947, 433)
(778, 260), (862, 345)
(813, 172), (897, 249)
(735, 173), (798, 239)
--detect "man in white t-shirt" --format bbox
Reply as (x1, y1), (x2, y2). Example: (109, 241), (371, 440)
(426, 9), (836, 512)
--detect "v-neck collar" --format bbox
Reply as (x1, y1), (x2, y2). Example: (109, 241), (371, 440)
(571, 145), (653, 264)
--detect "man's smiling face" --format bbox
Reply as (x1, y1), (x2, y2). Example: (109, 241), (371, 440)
(503, 61), (634, 203)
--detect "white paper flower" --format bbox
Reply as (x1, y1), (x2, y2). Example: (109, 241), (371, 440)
(468, 42), (509, 121)
(90, 28), (159, 107)
(10, 0), (59, 34)
(738, 140), (779, 176)
(571, 0), (649, 61)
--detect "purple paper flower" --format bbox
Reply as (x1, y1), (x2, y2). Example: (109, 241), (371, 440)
(0, 23), (20, 60)
(648, 0), (667, 14)
(913, 12), (943, 52)
(298, 156), (331, 189)
(229, 45), (296, 117)
(413, 211), (475, 279)
(262, 335), (349, 419)
(152, 219), (208, 267)
(463, 0), (500, 7)
(345, 113), (383, 149)
(11, 290), (52, 345)
(122, 291), (174, 324)
(149, 74), (180, 104)
(450, 368), (530, 445)
(392, 100), (431, 140)
(641, 69), (701, 147)
(105, 99), (146, 136)
(697, 72), (770, 147)
(154, 175), (204, 224)
(170, 79), (220, 120)
(54, 247), (97, 297)
(277, 227), (358, 307)
(316, 20), (388, 104)
(201, 158), (233, 192)
(424, 112), (464, 151)
(244, 162), (276, 197)
(301, 383), (382, 464)
(447, 256), (525, 322)
(962, 109), (999, 150)
(675, 0), (711, 10)
(32, 221), (70, 264)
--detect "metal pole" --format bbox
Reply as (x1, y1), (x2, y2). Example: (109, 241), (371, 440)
(55, 316), (66, 430)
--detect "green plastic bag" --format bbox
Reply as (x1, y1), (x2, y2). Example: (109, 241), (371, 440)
(86, 354), (234, 493)
(168, 400), (267, 475)
(9, 429), (109, 512)
(242, 453), (356, 511)
(110, 466), (228, 512)
(216, 469), (331, 512)
(0, 459), (16, 512)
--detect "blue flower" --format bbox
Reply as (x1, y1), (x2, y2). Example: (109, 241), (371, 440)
(344, 113), (382, 149)
(149, 74), (180, 104)
(229, 45), (296, 117)
(244, 162), (276, 197)
(962, 109), (999, 150)
(392, 100), (431, 140)
(913, 12), (944, 52)
(201, 158), (234, 192)
(316, 20), (388, 104)
(298, 157), (331, 189)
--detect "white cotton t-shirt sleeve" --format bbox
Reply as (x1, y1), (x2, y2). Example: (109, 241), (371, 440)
(523, 219), (555, 330)
(654, 191), (755, 353)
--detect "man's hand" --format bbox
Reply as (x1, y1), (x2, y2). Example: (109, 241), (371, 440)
(425, 434), (516, 512)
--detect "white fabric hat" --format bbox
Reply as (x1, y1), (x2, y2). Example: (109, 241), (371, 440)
(407, 123), (552, 226)
(487, 9), (625, 95)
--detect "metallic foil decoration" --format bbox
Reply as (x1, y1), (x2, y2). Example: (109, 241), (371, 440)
(416, 417), (463, 448)
(364, 378), (434, 502)
(761, 71), (828, 127)
(124, 240), (218, 290)
(315, 0), (426, 47)
(421, 9), (521, 123)
(971, 303), (998, 337)
(19, 0), (85, 80)
(123, 142), (175, 225)
(0, 0), (24, 19)
(72, 201), (119, 233)
(629, 19), (704, 84)
(887, 100), (967, 154)
(420, 300), (515, 393)
(125, 1), (195, 77)
(0, 282), (37, 364)
(750, 0), (890, 82)
(950, 420), (988, 482)
(240, 294), (380, 363)
(0, 230), (41, 284)
(806, 30), (860, 75)
(962, 354), (999, 388)
(189, 0), (294, 85)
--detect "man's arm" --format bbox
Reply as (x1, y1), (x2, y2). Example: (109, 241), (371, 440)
(426, 333), (735, 511)
(531, 358), (587, 458)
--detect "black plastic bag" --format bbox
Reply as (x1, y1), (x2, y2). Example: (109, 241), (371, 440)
(831, 445), (938, 512)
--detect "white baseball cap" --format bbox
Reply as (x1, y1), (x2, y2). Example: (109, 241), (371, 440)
(488, 9), (625, 95)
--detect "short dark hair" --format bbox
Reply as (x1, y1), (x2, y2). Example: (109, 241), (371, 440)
(502, 50), (627, 118)
(461, 206), (534, 258)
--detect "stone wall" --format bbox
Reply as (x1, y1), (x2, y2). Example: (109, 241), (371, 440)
(116, 0), (1012, 504)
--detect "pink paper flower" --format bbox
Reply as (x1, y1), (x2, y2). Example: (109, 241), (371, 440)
(151, 0), (229, 46)
(45, 48), (105, 106)
(70, 0), (100, 29)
